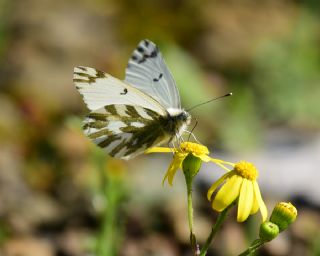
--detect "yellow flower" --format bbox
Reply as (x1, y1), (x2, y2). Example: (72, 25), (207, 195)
(146, 142), (228, 185)
(207, 161), (268, 222)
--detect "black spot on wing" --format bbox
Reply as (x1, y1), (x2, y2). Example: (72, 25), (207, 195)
(153, 73), (163, 82)
(138, 48), (159, 64)
(130, 41), (160, 64)
(143, 40), (150, 47)
(120, 88), (128, 95)
(137, 58), (146, 64)
(150, 49), (158, 57)
(137, 46), (144, 53)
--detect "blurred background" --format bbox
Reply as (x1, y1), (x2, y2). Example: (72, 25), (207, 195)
(1, 0), (320, 255)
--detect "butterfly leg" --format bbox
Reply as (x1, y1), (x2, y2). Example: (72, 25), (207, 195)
(168, 141), (177, 157)
(183, 130), (201, 144)
(174, 133), (183, 151)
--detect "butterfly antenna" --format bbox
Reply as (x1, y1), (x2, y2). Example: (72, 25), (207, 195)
(188, 118), (198, 141)
(186, 92), (232, 112)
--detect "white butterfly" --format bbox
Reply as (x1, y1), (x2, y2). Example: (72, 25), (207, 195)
(74, 39), (191, 159)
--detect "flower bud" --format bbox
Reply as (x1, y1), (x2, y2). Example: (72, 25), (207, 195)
(182, 153), (202, 178)
(259, 221), (279, 242)
(270, 202), (297, 232)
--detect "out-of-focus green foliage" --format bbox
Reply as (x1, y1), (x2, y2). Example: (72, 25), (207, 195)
(219, 86), (262, 152)
(0, 0), (9, 58)
(253, 12), (320, 128)
(311, 233), (320, 256)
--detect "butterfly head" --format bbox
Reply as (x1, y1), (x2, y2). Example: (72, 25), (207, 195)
(180, 110), (191, 125)
(165, 108), (192, 139)
(167, 108), (191, 124)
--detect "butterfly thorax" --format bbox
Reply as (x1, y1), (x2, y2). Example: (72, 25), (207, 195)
(163, 108), (191, 137)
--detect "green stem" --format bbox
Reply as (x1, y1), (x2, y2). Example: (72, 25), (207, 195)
(182, 154), (203, 255)
(200, 203), (234, 256)
(184, 171), (197, 253)
(238, 239), (265, 256)
(186, 177), (194, 233)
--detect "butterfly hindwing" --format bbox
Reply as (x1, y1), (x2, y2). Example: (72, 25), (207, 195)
(125, 39), (181, 110)
(84, 104), (171, 160)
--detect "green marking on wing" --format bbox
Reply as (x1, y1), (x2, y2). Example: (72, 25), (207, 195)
(98, 135), (121, 148)
(74, 68), (106, 84)
(83, 120), (108, 130)
(87, 112), (109, 121)
(109, 140), (128, 157)
(124, 126), (166, 157)
(88, 128), (113, 139)
(96, 70), (106, 78)
(119, 125), (140, 133)
(125, 105), (142, 118)
(123, 116), (170, 157)
(144, 108), (160, 119)
(105, 105), (118, 116)
(74, 78), (89, 83)
(74, 72), (91, 78)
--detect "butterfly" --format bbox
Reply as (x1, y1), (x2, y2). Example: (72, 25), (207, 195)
(74, 39), (191, 160)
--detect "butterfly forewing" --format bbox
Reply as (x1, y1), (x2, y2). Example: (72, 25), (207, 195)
(74, 66), (166, 115)
(84, 104), (170, 159)
(125, 39), (181, 109)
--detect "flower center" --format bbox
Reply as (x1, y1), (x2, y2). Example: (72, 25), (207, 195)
(234, 161), (258, 180)
(180, 142), (209, 155)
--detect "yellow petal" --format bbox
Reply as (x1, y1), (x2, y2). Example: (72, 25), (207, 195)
(250, 192), (259, 215)
(253, 181), (268, 222)
(237, 179), (254, 222)
(211, 158), (235, 167)
(145, 147), (176, 154)
(196, 154), (211, 162)
(162, 153), (185, 186)
(210, 159), (232, 172)
(212, 174), (242, 212)
(207, 171), (233, 201)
